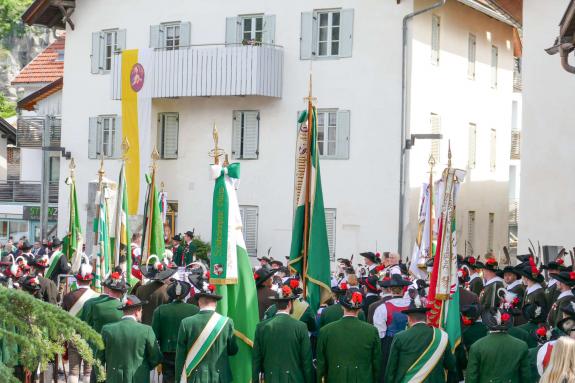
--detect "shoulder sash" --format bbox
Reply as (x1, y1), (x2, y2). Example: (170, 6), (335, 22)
(45, 250), (63, 279)
(291, 299), (309, 321)
(402, 327), (449, 383)
(69, 288), (100, 317)
(180, 312), (229, 382)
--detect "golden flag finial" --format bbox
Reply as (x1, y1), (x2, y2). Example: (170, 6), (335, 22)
(151, 146), (160, 171)
(69, 157), (76, 179)
(303, 73), (317, 105)
(121, 137), (130, 161)
(209, 122), (225, 165)
(97, 152), (105, 184)
(447, 140), (452, 169)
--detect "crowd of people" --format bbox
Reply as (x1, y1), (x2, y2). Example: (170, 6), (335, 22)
(2, 233), (575, 382)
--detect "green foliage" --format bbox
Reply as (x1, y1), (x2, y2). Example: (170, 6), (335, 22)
(0, 0), (32, 39)
(0, 93), (15, 119)
(0, 286), (104, 381)
(192, 237), (211, 261)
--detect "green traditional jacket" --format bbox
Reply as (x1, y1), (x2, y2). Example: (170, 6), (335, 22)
(469, 276), (484, 297)
(478, 278), (504, 313)
(80, 295), (109, 323)
(516, 321), (538, 337)
(544, 282), (560, 309)
(547, 292), (575, 328)
(175, 310), (238, 383)
(462, 322), (488, 351)
(265, 299), (318, 332)
(152, 300), (199, 354)
(318, 303), (366, 329)
(527, 345), (541, 383)
(522, 285), (548, 312)
(174, 242), (196, 267)
(173, 245), (185, 266)
(465, 332), (530, 383)
(316, 316), (381, 383)
(252, 313), (313, 383)
(88, 295), (123, 333)
(385, 323), (456, 383)
(508, 326), (536, 348)
(100, 317), (163, 383)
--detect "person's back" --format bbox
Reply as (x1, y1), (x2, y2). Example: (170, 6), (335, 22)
(319, 303), (365, 328)
(466, 332), (530, 383)
(462, 321), (488, 350)
(316, 316), (381, 382)
(90, 296), (123, 332)
(253, 313), (313, 383)
(152, 301), (199, 353)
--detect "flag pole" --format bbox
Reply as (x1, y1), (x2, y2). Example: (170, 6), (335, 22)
(428, 154), (435, 265)
(302, 74), (315, 299)
(114, 138), (130, 268)
(142, 147), (160, 264)
(67, 158), (76, 257)
(96, 154), (106, 288)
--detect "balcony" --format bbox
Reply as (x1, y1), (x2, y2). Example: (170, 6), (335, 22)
(111, 44), (283, 100)
(0, 180), (59, 204)
(509, 199), (519, 225)
(17, 116), (61, 148)
(510, 131), (520, 160)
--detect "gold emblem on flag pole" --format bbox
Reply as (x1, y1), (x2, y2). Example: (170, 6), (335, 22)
(209, 123), (225, 165)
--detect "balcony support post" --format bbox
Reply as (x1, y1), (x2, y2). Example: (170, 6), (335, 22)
(40, 115), (52, 241)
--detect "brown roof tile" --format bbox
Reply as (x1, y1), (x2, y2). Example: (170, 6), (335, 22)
(12, 35), (65, 84)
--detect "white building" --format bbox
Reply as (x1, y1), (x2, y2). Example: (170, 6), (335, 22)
(519, 0), (575, 255)
(22, 0), (520, 264)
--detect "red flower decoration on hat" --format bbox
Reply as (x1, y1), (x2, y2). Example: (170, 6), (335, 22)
(156, 263), (164, 271)
(557, 259), (565, 265)
(512, 297), (520, 307)
(570, 272), (575, 281)
(462, 316), (472, 326)
(536, 327), (547, 337)
(351, 292), (363, 304)
(111, 272), (121, 280)
(281, 285), (292, 297)
(126, 299), (133, 306)
(340, 282), (348, 290)
(469, 257), (476, 265)
(208, 284), (216, 293)
(375, 265), (385, 272)
(253, 273), (260, 280)
(501, 312), (511, 322)
(289, 279), (299, 289)
(529, 257), (540, 275)
(486, 258), (497, 266)
(376, 252), (381, 258)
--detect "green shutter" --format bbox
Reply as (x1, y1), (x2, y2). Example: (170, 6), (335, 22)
(335, 110), (350, 159)
(91, 32), (102, 74)
(88, 117), (99, 159)
(150, 25), (161, 48)
(300, 12), (315, 59)
(263, 15), (276, 45)
(324, 208), (336, 260)
(180, 22), (191, 47)
(242, 111), (259, 159)
(117, 29), (127, 51)
(231, 111), (242, 159)
(225, 17), (241, 45)
(162, 113), (179, 159)
(339, 9), (354, 58)
(240, 206), (258, 257)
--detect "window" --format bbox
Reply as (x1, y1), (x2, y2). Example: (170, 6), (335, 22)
(241, 15), (263, 43)
(314, 109), (350, 159)
(232, 111), (259, 160)
(150, 22), (191, 49)
(430, 113), (441, 161)
(431, 14), (440, 65)
(239, 205), (258, 257)
(468, 123), (476, 169)
(226, 15), (276, 45)
(49, 156), (60, 182)
(491, 45), (498, 88)
(490, 129), (497, 171)
(325, 208), (336, 261)
(300, 9), (354, 59)
(91, 29), (126, 74)
(9, 221), (28, 241)
(157, 113), (179, 159)
(56, 50), (65, 62)
(487, 213), (495, 251)
(88, 115), (122, 159)
(0, 221), (7, 239)
(468, 33), (476, 79)
(467, 211), (475, 256)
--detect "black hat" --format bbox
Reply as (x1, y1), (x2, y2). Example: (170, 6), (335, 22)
(360, 252), (380, 264)
(20, 240), (32, 251)
(478, 258), (500, 272)
(398, 262), (408, 276)
(195, 282), (222, 301)
(541, 260), (568, 272)
(184, 230), (195, 239)
(20, 275), (41, 292)
(362, 275), (380, 293)
(270, 259), (284, 268)
(522, 303), (547, 324)
(551, 271), (575, 287)
(331, 280), (349, 296)
(461, 304), (481, 321)
(337, 258), (352, 267)
(515, 260), (544, 283)
(379, 274), (411, 288)
(502, 266), (521, 278)
(456, 254), (464, 268)
(172, 234), (182, 242)
(283, 278), (302, 295)
(481, 308), (513, 331)
(462, 256), (480, 269)
(257, 256), (271, 263)
(254, 267), (277, 287)
(117, 295), (147, 311)
(167, 280), (191, 301)
(339, 287), (364, 310)
(270, 285), (298, 302)
(102, 271), (128, 292)
(30, 254), (49, 269)
(516, 254), (532, 263)
(558, 302), (575, 334)
(401, 296), (429, 315)
(51, 237), (62, 247)
(142, 256), (177, 280)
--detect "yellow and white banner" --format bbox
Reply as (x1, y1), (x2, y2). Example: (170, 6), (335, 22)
(121, 48), (154, 214)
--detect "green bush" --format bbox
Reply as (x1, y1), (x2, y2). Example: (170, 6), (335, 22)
(192, 237), (210, 261)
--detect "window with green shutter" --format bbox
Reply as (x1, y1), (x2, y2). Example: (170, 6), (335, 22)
(315, 109), (350, 160)
(88, 115), (122, 159)
(91, 29), (126, 74)
(226, 14), (276, 46)
(239, 205), (258, 257)
(431, 15), (440, 65)
(157, 113), (179, 159)
(232, 111), (259, 160)
(325, 208), (336, 261)
(150, 21), (191, 49)
(300, 9), (353, 60)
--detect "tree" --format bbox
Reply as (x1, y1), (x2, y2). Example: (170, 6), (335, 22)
(192, 237), (211, 261)
(0, 93), (15, 119)
(0, 286), (104, 382)
(0, 0), (33, 39)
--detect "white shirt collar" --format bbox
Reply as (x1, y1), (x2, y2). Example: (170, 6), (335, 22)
(276, 311), (290, 316)
(366, 292), (378, 297)
(548, 279), (557, 287)
(122, 315), (137, 321)
(558, 290), (574, 300)
(527, 283), (543, 294)
(368, 264), (376, 271)
(506, 280), (521, 290)
(485, 276), (504, 286)
(469, 273), (480, 281)
(199, 307), (216, 312)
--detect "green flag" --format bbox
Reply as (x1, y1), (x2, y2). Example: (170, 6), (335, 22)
(289, 107), (331, 313)
(114, 164), (134, 285)
(210, 162), (259, 383)
(94, 187), (111, 291)
(141, 171), (165, 264)
(63, 175), (83, 273)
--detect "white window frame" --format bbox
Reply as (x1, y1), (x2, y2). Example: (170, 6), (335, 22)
(468, 122), (477, 169)
(316, 10), (341, 57)
(467, 211), (476, 256)
(468, 33), (476, 80)
(158, 112), (179, 159)
(491, 45), (498, 88)
(163, 22), (181, 50)
(325, 208), (337, 261)
(232, 110), (260, 160)
(240, 15), (264, 43)
(103, 29), (118, 72)
(100, 116), (117, 158)
(316, 109), (339, 158)
(239, 205), (258, 257)
(487, 213), (495, 251)
(431, 14), (440, 65)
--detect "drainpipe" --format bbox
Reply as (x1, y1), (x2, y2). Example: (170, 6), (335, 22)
(397, 0), (446, 256)
(560, 44), (575, 74)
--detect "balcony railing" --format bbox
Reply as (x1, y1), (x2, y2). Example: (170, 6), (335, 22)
(111, 43), (283, 100)
(17, 116), (61, 148)
(513, 57), (522, 92)
(0, 181), (59, 204)
(509, 199), (519, 225)
(510, 131), (520, 160)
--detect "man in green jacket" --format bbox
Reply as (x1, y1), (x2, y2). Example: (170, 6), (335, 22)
(135, 259), (176, 325)
(100, 295), (163, 383)
(319, 282), (366, 328)
(264, 278), (318, 332)
(477, 258), (504, 313)
(88, 271), (126, 333)
(516, 259), (548, 325)
(317, 287), (381, 383)
(466, 308), (530, 383)
(175, 279), (238, 382)
(253, 285), (313, 383)
(462, 256), (484, 296)
(152, 280), (199, 383)
(546, 271), (575, 327)
(171, 234), (184, 266)
(385, 296), (457, 383)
